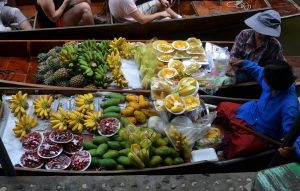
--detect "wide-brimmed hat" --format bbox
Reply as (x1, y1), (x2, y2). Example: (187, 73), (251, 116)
(245, 10), (281, 37)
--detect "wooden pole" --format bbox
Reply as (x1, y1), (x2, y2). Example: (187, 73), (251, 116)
(0, 137), (16, 176)
(229, 120), (282, 147)
(268, 112), (300, 167)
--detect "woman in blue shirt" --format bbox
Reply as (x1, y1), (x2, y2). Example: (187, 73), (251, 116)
(216, 59), (299, 159)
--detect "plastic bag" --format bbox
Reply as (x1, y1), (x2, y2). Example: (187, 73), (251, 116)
(151, 77), (175, 100)
(205, 42), (230, 77)
(165, 116), (204, 150)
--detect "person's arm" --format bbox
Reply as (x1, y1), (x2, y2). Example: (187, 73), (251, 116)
(280, 104), (300, 158)
(129, 9), (170, 24)
(38, 0), (70, 22)
(231, 59), (264, 84)
(230, 30), (247, 59)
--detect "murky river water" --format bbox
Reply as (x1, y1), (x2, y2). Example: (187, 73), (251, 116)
(198, 0), (300, 56)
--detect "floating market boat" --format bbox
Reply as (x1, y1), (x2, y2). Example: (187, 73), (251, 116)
(0, 88), (280, 175)
(2, 0), (300, 40)
(0, 39), (299, 99)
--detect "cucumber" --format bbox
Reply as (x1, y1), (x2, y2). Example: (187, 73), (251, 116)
(103, 106), (121, 113)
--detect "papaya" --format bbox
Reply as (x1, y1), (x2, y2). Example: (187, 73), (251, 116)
(99, 158), (117, 170)
(173, 157), (184, 165)
(96, 143), (108, 157)
(107, 141), (121, 150)
(116, 164), (125, 170)
(117, 156), (131, 166)
(149, 156), (162, 167)
(83, 141), (97, 150)
(103, 106), (121, 113)
(92, 136), (109, 145)
(103, 150), (119, 159)
(163, 157), (173, 166)
(155, 146), (174, 157)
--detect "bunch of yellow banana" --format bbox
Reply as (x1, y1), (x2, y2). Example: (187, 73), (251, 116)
(107, 51), (128, 88)
(50, 108), (69, 131)
(84, 111), (102, 132)
(75, 93), (94, 114)
(109, 37), (135, 59)
(34, 95), (53, 119)
(9, 91), (29, 118)
(13, 114), (38, 138)
(68, 110), (85, 133)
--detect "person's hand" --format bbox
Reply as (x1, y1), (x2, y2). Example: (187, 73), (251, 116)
(160, 0), (170, 8)
(225, 66), (236, 77)
(230, 58), (244, 67)
(278, 147), (295, 158)
(160, 11), (171, 18)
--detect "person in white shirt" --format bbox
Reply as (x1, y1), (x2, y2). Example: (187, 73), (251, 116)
(109, 0), (181, 24)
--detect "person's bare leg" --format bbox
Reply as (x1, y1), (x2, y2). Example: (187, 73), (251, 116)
(156, 0), (180, 19)
(63, 2), (94, 26)
(19, 20), (32, 30)
(165, 7), (180, 18)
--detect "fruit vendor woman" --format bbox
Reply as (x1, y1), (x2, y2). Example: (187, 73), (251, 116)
(216, 59), (300, 159)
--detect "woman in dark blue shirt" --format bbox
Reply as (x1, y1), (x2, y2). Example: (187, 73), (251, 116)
(217, 59), (299, 159)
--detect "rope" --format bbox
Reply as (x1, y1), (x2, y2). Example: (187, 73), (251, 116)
(0, 70), (16, 80)
(226, 0), (251, 11)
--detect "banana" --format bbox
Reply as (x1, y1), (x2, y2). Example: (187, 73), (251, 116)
(75, 93), (94, 114)
(9, 91), (29, 118)
(84, 111), (102, 132)
(13, 114), (38, 139)
(68, 110), (85, 133)
(50, 108), (69, 131)
(34, 95), (53, 119)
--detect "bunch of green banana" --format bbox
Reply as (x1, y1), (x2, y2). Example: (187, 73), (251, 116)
(50, 108), (69, 131)
(60, 44), (78, 68)
(68, 110), (85, 133)
(84, 111), (102, 132)
(13, 114), (38, 139)
(78, 39), (99, 53)
(34, 95), (53, 119)
(75, 93), (94, 114)
(9, 91), (29, 118)
(94, 65), (113, 88)
(78, 51), (106, 77)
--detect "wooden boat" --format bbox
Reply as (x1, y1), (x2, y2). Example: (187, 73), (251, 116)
(0, 87), (279, 175)
(0, 40), (299, 99)
(1, 0), (300, 40)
